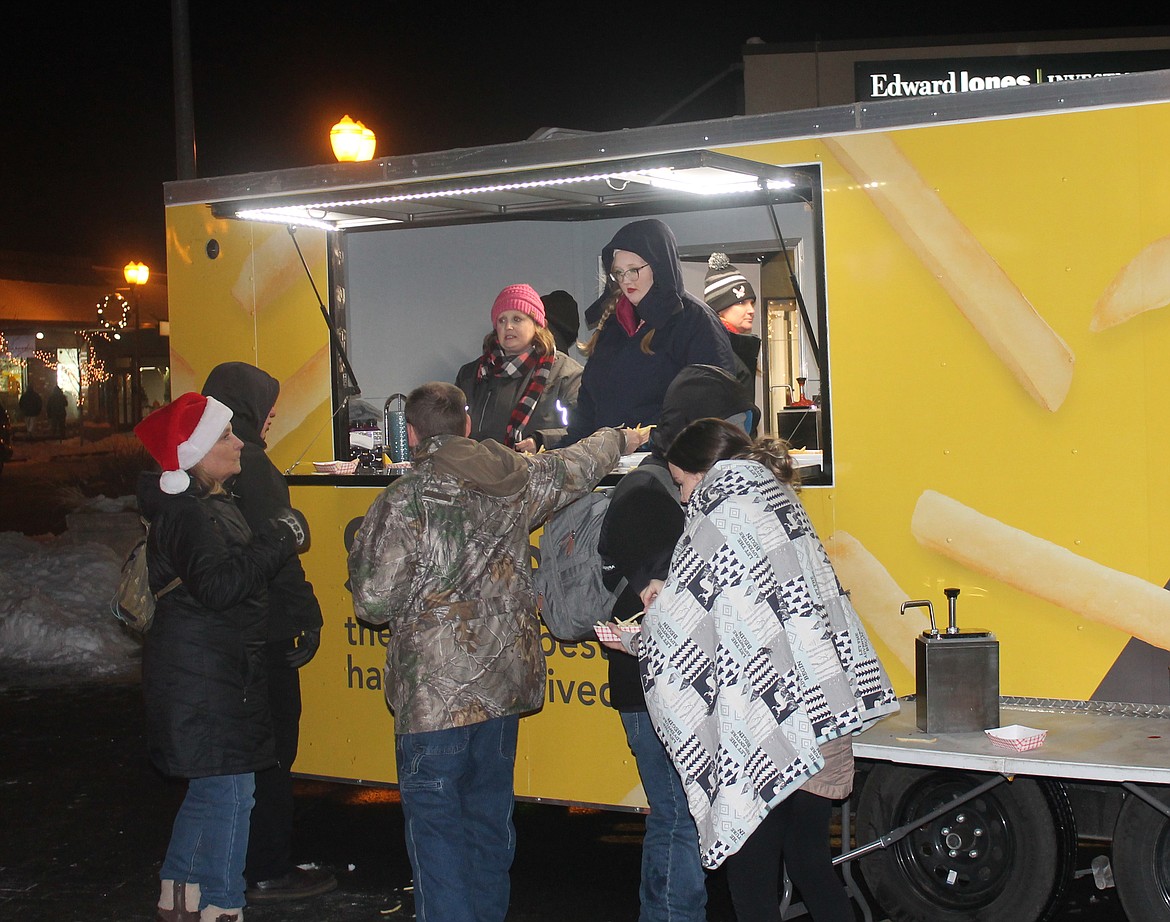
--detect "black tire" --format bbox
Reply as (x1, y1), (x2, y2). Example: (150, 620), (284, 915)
(856, 764), (1076, 922)
(1113, 791), (1170, 922)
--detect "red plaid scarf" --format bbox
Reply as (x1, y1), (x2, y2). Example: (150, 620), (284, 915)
(475, 344), (555, 446)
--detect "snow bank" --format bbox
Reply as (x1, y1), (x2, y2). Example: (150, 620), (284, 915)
(0, 531), (141, 682)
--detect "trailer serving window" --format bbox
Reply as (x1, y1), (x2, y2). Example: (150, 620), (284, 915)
(212, 148), (832, 483)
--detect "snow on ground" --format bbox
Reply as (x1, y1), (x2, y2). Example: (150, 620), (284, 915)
(0, 432), (146, 686)
(0, 529), (142, 684)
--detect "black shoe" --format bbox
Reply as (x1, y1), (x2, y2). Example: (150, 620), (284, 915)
(245, 866), (338, 903)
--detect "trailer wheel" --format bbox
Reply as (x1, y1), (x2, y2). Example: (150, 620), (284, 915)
(1112, 792), (1170, 922)
(856, 764), (1075, 922)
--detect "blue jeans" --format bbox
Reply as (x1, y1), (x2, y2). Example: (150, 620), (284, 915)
(396, 715), (519, 922)
(160, 773), (255, 910)
(621, 710), (708, 922)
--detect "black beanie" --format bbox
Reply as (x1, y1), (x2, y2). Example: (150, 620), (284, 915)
(651, 365), (761, 457)
(541, 290), (579, 354)
(704, 253), (757, 314)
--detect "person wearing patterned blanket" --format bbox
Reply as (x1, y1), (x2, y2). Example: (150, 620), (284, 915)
(641, 419), (898, 921)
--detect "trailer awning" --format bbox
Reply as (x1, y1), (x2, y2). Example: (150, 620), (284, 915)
(194, 149), (815, 233)
(165, 70), (1170, 235)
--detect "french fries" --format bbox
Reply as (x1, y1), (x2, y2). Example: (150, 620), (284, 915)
(264, 345), (331, 450)
(825, 532), (917, 676)
(825, 133), (1075, 412)
(1091, 235), (1170, 331)
(910, 489), (1170, 650)
(231, 227), (308, 313)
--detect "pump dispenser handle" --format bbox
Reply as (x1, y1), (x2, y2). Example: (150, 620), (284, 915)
(944, 587), (961, 635)
(901, 599), (938, 637)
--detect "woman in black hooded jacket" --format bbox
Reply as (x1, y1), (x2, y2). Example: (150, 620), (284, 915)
(565, 219), (736, 445)
(201, 362), (335, 902)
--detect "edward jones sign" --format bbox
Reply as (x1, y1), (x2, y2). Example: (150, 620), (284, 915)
(856, 51), (1170, 101)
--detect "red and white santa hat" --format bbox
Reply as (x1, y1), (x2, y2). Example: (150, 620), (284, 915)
(134, 392), (234, 494)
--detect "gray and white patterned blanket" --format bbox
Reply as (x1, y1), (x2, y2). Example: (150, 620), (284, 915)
(640, 459), (899, 868)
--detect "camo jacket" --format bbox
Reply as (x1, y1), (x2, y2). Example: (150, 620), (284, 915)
(348, 427), (622, 734)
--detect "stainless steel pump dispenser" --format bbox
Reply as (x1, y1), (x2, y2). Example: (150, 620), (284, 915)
(902, 588), (999, 733)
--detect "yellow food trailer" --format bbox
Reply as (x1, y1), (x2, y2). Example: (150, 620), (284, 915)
(164, 70), (1170, 921)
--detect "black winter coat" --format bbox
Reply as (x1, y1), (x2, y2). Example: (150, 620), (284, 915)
(202, 362), (324, 644)
(569, 219), (736, 444)
(139, 474), (296, 778)
(727, 329), (761, 400)
(598, 364), (756, 710)
(599, 458), (684, 711)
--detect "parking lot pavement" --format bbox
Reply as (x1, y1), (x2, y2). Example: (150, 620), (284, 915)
(0, 678), (1131, 922)
(0, 679), (661, 922)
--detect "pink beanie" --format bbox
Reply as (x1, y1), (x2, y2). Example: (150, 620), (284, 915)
(491, 284), (546, 327)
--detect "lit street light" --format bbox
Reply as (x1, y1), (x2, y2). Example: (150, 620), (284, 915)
(330, 115), (377, 162)
(124, 261), (149, 424)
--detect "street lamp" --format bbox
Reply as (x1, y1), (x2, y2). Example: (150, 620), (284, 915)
(330, 115), (376, 162)
(124, 262), (149, 286)
(124, 261), (148, 424)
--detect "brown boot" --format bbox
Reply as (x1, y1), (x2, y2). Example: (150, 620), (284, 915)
(156, 880), (200, 922)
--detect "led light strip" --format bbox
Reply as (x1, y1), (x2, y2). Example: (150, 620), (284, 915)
(233, 166), (794, 229)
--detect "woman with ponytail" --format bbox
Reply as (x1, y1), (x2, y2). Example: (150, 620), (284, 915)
(565, 219), (736, 445)
(629, 418), (898, 921)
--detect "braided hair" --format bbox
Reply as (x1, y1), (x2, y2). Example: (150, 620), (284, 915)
(580, 287), (656, 357)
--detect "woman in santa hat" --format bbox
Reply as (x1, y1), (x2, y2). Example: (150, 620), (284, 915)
(134, 392), (309, 922)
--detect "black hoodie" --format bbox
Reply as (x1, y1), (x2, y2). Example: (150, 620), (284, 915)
(599, 364), (757, 711)
(567, 220), (736, 443)
(202, 362), (323, 643)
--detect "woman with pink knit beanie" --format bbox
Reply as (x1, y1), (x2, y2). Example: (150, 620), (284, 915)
(455, 283), (583, 451)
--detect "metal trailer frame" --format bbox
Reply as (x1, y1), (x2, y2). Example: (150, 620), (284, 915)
(164, 71), (1170, 222)
(807, 698), (1170, 922)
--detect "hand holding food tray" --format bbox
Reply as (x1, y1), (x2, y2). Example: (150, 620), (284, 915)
(594, 612), (642, 652)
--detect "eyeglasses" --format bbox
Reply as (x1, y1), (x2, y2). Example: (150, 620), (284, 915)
(609, 264), (649, 284)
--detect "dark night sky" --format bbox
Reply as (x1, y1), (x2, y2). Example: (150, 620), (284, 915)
(3, 2), (1168, 274)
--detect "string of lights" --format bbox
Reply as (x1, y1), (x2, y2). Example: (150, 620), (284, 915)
(0, 332), (28, 369)
(96, 293), (131, 332)
(32, 345), (108, 408)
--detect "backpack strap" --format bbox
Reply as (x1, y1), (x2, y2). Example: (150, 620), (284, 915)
(156, 577), (182, 600)
(140, 517), (183, 601)
(632, 462), (678, 499)
(614, 461), (679, 503)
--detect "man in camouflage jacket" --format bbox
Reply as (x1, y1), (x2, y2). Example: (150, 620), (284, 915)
(348, 382), (640, 922)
